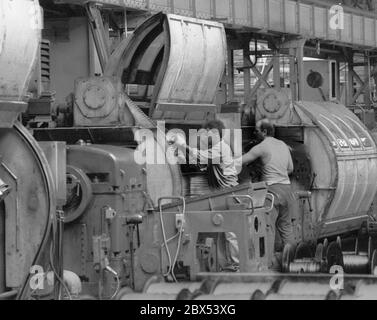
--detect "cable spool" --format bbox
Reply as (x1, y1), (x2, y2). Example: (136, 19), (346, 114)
(182, 173), (210, 197)
(294, 242), (314, 260)
(343, 254), (370, 274)
(339, 236), (375, 275)
(189, 173), (211, 196)
(326, 241), (344, 272)
(282, 243), (296, 272)
(286, 242), (323, 274)
(288, 260), (322, 273)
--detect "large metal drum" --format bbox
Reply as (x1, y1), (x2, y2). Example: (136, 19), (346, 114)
(0, 124), (56, 290)
(0, 0), (56, 295)
(105, 13), (226, 123)
(0, 0), (41, 102)
(293, 101), (377, 237)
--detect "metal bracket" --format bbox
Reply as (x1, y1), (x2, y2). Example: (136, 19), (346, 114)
(264, 193), (275, 213)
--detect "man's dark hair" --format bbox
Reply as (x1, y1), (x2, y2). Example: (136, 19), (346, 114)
(203, 120), (225, 139)
(258, 118), (275, 136)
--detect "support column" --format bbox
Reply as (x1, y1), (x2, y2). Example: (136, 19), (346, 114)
(123, 9), (128, 40)
(86, 3), (110, 72)
(336, 61), (341, 101)
(273, 53), (281, 90)
(346, 51), (354, 106)
(364, 53), (372, 107)
(243, 42), (251, 103)
(227, 47), (235, 101)
(280, 38), (306, 101)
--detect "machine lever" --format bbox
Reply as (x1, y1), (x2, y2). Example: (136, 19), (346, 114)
(0, 178), (11, 201)
(125, 214), (143, 225)
(158, 196), (186, 214)
(226, 195), (254, 215)
(296, 191), (313, 212)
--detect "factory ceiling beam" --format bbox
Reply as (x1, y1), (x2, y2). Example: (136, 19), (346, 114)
(251, 64), (271, 89)
(280, 38), (307, 101)
(349, 63), (377, 105)
(343, 46), (377, 107)
(85, 2), (110, 72)
(54, 0), (377, 51)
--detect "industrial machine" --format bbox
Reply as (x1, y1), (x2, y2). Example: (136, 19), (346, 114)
(31, 13), (277, 299)
(3, 0), (377, 301)
(0, 0), (58, 299)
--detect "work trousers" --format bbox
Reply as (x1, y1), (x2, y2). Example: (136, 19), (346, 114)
(267, 183), (297, 251)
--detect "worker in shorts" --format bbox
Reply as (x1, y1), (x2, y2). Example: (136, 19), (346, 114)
(170, 120), (240, 269)
(241, 119), (297, 265)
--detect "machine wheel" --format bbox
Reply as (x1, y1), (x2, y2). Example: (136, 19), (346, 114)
(326, 241), (344, 272)
(370, 249), (377, 275)
(294, 242), (314, 260)
(63, 165), (93, 223)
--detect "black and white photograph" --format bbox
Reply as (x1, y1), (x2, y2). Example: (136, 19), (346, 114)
(2, 0), (377, 308)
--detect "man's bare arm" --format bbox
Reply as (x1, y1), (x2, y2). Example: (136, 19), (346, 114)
(172, 134), (220, 164)
(287, 154), (294, 174)
(241, 144), (264, 165)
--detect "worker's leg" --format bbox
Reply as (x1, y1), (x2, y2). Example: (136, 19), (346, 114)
(268, 184), (296, 248)
(275, 198), (295, 247)
(265, 199), (280, 252)
(225, 232), (239, 264)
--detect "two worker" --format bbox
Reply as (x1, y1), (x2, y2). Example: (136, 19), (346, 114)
(171, 118), (296, 270)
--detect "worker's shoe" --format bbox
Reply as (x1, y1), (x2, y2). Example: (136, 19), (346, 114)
(221, 262), (240, 272)
(270, 252), (282, 272)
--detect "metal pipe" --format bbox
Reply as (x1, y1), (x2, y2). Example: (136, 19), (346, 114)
(304, 46), (341, 55)
(0, 290), (18, 300)
(85, 3), (110, 72)
(343, 254), (370, 274)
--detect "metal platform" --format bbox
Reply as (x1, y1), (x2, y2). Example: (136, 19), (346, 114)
(55, 0), (377, 49)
